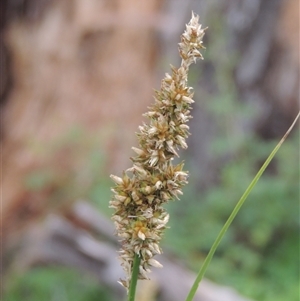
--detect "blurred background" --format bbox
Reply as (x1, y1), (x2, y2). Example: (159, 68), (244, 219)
(1, 0), (299, 301)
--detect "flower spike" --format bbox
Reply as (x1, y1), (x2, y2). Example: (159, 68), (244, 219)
(109, 12), (206, 290)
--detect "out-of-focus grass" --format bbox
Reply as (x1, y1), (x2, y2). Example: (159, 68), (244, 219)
(4, 266), (118, 301)
(163, 122), (299, 301)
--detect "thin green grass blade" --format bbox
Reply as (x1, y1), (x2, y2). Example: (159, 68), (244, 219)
(185, 111), (300, 301)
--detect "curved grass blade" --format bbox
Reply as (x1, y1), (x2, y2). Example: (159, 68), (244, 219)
(185, 111), (300, 301)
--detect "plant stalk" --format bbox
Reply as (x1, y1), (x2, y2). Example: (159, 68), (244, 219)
(128, 253), (141, 301)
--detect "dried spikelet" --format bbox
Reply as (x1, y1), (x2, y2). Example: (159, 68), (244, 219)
(109, 12), (206, 290)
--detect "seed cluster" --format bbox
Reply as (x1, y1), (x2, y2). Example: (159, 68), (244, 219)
(109, 13), (206, 289)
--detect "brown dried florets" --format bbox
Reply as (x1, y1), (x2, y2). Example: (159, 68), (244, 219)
(109, 12), (206, 290)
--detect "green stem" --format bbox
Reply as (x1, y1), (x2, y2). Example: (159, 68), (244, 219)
(128, 253), (141, 301)
(185, 111), (300, 301)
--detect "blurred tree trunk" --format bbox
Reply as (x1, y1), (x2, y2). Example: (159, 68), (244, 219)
(227, 0), (299, 136)
(2, 0), (161, 238)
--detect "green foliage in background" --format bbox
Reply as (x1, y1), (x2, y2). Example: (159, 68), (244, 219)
(5, 267), (117, 301)
(164, 128), (299, 301)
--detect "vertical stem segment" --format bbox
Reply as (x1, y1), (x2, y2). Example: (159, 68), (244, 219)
(128, 253), (141, 301)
